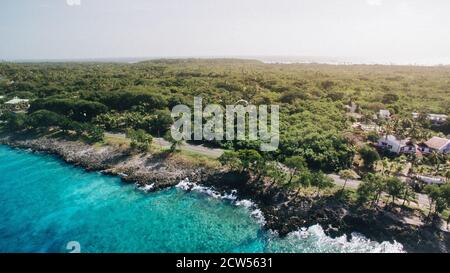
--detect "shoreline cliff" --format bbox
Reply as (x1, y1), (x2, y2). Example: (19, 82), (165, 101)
(1, 134), (449, 253)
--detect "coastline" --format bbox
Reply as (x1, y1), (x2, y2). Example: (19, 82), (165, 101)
(1, 134), (449, 253)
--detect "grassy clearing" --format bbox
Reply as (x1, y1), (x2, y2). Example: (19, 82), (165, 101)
(100, 134), (130, 148)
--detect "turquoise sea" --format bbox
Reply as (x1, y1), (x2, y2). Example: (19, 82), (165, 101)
(0, 145), (404, 253)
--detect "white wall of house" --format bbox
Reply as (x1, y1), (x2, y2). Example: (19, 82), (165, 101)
(379, 110), (391, 119)
(419, 140), (450, 154)
(399, 145), (416, 154)
(418, 146), (431, 154)
(441, 143), (450, 154)
(378, 136), (401, 154)
(377, 135), (416, 154)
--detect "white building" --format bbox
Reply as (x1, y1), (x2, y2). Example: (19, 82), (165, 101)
(379, 109), (391, 119)
(415, 175), (446, 185)
(418, 136), (450, 154)
(377, 135), (416, 154)
(412, 112), (448, 125)
(352, 122), (381, 132)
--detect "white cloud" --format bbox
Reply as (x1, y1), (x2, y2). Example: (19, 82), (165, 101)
(366, 0), (383, 6)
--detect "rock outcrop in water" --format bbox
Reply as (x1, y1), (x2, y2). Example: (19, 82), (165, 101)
(1, 134), (449, 253)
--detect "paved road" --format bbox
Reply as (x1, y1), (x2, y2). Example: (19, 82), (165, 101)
(105, 132), (223, 158)
(327, 174), (361, 190)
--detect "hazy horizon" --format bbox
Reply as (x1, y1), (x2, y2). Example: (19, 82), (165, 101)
(5, 55), (450, 67)
(2, 0), (450, 65)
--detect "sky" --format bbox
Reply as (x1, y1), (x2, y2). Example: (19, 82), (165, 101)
(1, 0), (450, 64)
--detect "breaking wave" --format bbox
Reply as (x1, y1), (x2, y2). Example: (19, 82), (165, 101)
(175, 179), (266, 225)
(175, 178), (405, 253)
(0, 144), (406, 253)
(266, 225), (405, 253)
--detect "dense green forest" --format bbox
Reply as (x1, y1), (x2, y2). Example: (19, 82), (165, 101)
(1, 59), (450, 220)
(0, 59), (449, 173)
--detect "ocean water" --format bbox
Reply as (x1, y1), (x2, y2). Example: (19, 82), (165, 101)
(0, 145), (404, 253)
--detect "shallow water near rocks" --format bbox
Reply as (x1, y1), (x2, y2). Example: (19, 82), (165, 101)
(0, 145), (404, 253)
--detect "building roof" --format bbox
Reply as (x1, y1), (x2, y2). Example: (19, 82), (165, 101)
(428, 114), (448, 121)
(379, 109), (390, 117)
(5, 97), (29, 104)
(379, 135), (412, 146)
(428, 113), (447, 118)
(424, 136), (450, 150)
(415, 175), (445, 185)
(412, 112), (447, 121)
(383, 135), (398, 143)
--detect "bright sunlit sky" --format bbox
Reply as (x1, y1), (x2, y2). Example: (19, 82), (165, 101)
(1, 0), (450, 64)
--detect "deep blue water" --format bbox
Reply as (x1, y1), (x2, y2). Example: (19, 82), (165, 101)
(0, 145), (404, 253)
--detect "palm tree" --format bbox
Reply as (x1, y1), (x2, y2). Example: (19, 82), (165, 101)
(401, 184), (418, 207)
(164, 132), (182, 153)
(374, 176), (387, 207)
(424, 185), (441, 220)
(381, 158), (390, 175)
(408, 120), (423, 144)
(417, 165), (426, 176)
(385, 177), (405, 205)
(290, 172), (311, 200)
(310, 172), (334, 198)
(397, 118), (413, 139)
(265, 162), (286, 192)
(429, 151), (443, 175)
(383, 120), (396, 140)
(338, 169), (358, 191)
(169, 139), (182, 153)
(284, 156), (307, 184)
(408, 154), (421, 176)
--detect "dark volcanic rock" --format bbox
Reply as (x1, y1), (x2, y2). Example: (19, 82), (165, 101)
(1, 134), (449, 253)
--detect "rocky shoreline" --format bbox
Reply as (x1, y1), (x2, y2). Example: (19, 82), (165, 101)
(1, 134), (449, 253)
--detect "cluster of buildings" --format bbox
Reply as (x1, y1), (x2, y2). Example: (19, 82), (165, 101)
(377, 135), (450, 156)
(374, 110), (449, 156)
(348, 104), (448, 126)
(377, 109), (448, 124)
(378, 110), (448, 125)
(412, 112), (448, 125)
(345, 104), (449, 156)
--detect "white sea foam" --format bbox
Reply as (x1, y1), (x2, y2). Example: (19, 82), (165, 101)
(175, 180), (266, 224)
(137, 183), (155, 192)
(174, 179), (404, 253)
(175, 179), (191, 190)
(266, 224), (405, 253)
(234, 199), (253, 208)
(175, 179), (237, 201)
(235, 199), (267, 226)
